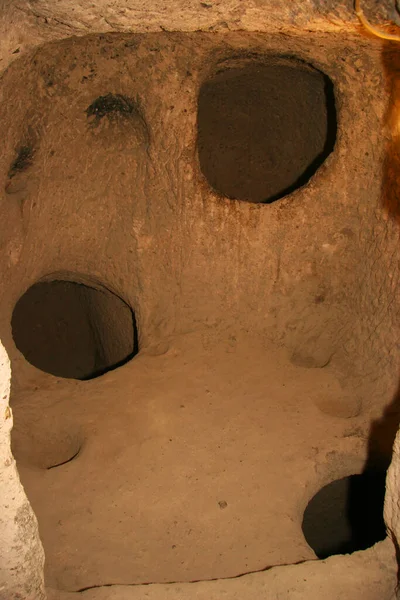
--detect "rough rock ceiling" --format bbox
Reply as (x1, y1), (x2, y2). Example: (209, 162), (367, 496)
(0, 0), (397, 75)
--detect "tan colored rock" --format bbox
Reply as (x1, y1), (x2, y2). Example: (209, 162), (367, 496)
(0, 1), (400, 600)
(385, 427), (400, 548)
(45, 539), (397, 600)
(0, 0), (398, 76)
(0, 340), (46, 600)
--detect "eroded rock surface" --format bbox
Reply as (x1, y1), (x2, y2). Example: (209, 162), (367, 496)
(0, 340), (45, 600)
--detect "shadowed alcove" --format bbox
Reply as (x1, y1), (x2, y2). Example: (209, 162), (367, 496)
(11, 279), (137, 380)
(197, 58), (337, 203)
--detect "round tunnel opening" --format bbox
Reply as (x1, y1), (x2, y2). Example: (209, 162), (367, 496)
(197, 58), (337, 203)
(11, 280), (138, 380)
(302, 471), (387, 559)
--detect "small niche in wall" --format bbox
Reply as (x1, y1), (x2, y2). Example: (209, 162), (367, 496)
(302, 471), (387, 558)
(11, 279), (138, 380)
(197, 56), (337, 203)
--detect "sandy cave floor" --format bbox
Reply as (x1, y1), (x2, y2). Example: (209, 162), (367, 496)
(9, 328), (377, 591)
(43, 539), (397, 600)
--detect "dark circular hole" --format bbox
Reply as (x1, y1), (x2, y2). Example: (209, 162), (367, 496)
(197, 58), (337, 203)
(302, 471), (387, 559)
(12, 280), (138, 380)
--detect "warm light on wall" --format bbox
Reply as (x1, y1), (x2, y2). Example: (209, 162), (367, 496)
(355, 0), (400, 41)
